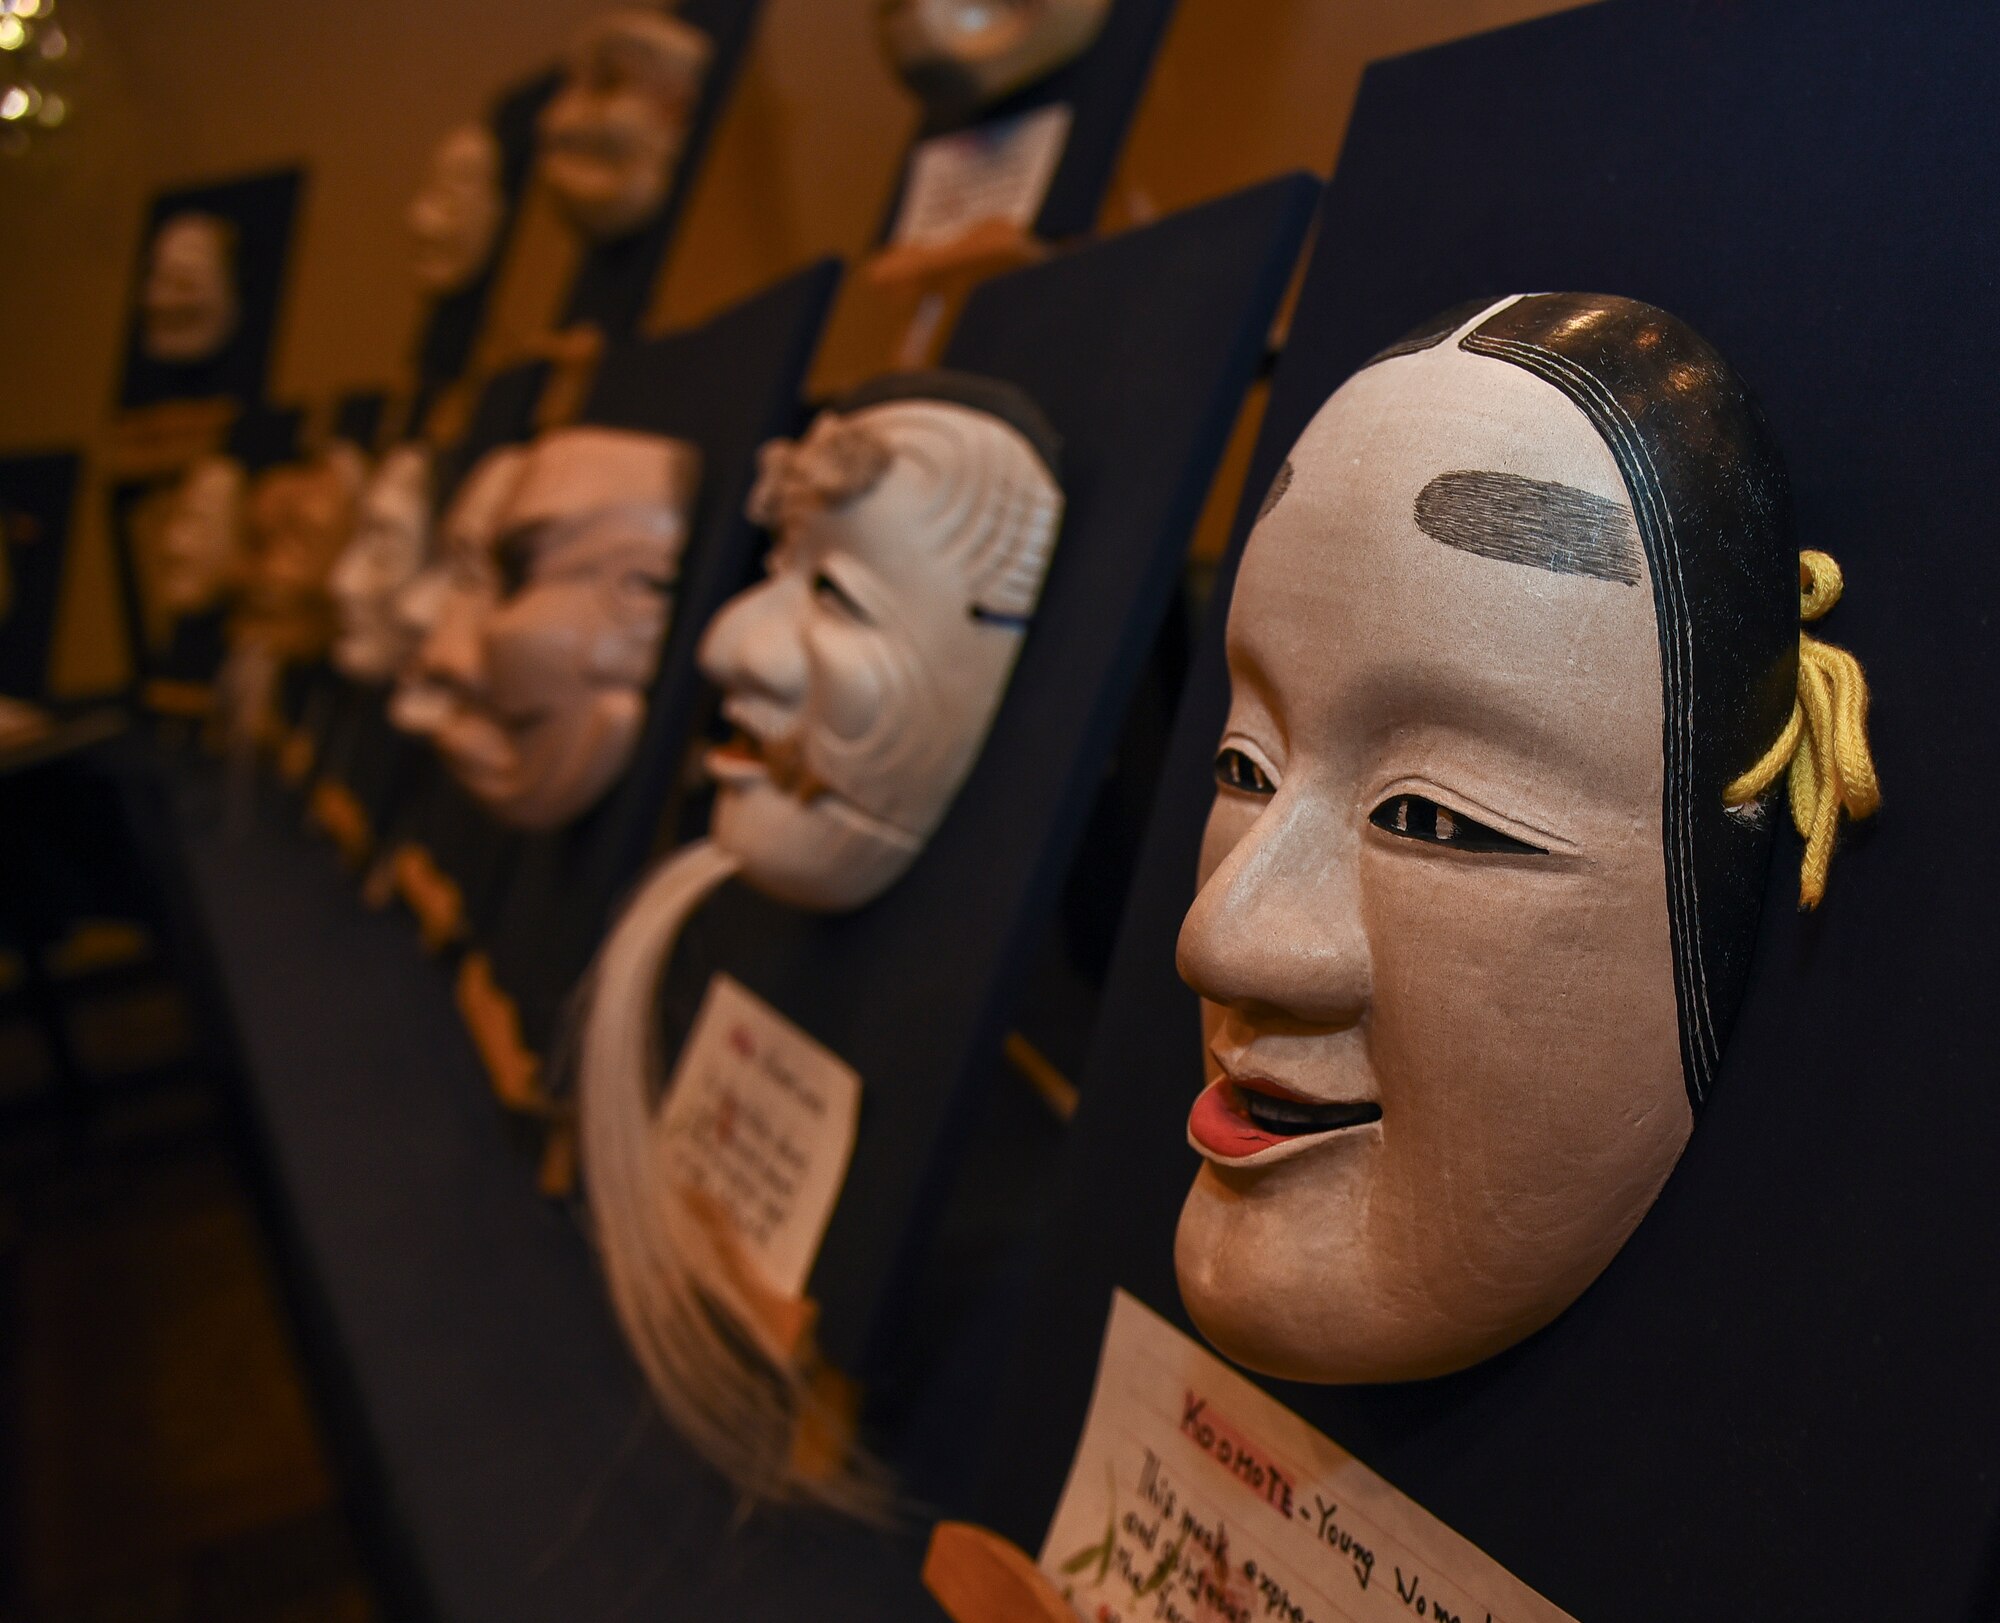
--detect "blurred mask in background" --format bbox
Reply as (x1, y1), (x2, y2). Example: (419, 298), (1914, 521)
(140, 212), (240, 364)
(409, 123), (506, 295)
(331, 445), (434, 682)
(536, 8), (712, 242)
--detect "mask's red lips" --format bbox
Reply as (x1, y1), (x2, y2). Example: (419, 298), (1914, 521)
(1188, 1076), (1382, 1161)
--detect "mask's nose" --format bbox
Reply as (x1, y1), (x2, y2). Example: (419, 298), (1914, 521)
(414, 586), (491, 698)
(1176, 787), (1372, 1031)
(698, 574), (808, 712)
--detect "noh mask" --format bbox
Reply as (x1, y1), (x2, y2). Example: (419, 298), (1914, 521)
(330, 444), (434, 682)
(878, 0), (1111, 123)
(702, 376), (1065, 909)
(140, 212), (240, 364)
(406, 426), (700, 830)
(151, 454), (246, 618)
(1176, 294), (1879, 1386)
(233, 445), (366, 662)
(389, 444), (526, 736)
(537, 8), (712, 242)
(409, 123), (505, 295)
(575, 373), (1063, 1519)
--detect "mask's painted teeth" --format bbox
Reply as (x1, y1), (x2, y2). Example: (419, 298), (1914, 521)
(1238, 1090), (1382, 1137)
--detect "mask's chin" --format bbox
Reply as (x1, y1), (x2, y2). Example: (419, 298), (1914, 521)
(443, 690), (643, 831)
(711, 776), (923, 912)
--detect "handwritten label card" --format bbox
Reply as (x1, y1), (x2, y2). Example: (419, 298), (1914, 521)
(890, 103), (1073, 250)
(653, 974), (861, 1299)
(1040, 1291), (1577, 1623)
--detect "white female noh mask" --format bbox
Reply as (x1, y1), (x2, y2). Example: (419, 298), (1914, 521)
(409, 124), (505, 295)
(536, 8), (712, 242)
(407, 426), (700, 830)
(701, 377), (1065, 910)
(1175, 293), (1877, 1388)
(879, 0), (1111, 123)
(331, 445), (434, 682)
(140, 212), (240, 364)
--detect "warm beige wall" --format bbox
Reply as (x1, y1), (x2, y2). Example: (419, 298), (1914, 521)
(0, 0), (1589, 695)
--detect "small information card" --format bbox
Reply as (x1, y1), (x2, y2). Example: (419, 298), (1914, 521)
(891, 103), (1074, 250)
(1040, 1291), (1577, 1623)
(653, 973), (861, 1299)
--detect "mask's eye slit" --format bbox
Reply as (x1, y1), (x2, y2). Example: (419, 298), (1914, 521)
(812, 569), (870, 622)
(1370, 793), (1544, 854)
(1214, 746), (1275, 797)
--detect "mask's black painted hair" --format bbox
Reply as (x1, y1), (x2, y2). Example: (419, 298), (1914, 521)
(833, 369), (1063, 482)
(1366, 293), (1798, 1105)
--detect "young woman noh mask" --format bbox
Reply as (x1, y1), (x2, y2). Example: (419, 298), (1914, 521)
(1177, 294), (1877, 1386)
(577, 373), (1063, 1517)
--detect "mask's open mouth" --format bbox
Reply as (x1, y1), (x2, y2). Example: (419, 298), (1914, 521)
(706, 727), (822, 799)
(1188, 1078), (1381, 1166)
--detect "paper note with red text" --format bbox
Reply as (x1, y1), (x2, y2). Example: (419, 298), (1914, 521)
(1039, 1291), (1577, 1623)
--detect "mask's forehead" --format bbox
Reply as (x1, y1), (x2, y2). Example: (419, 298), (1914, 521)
(1285, 332), (1633, 539)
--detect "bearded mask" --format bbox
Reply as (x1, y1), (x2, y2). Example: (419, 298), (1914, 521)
(536, 8), (712, 242)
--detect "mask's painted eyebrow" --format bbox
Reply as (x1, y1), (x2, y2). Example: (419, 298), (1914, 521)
(1413, 469), (1643, 586)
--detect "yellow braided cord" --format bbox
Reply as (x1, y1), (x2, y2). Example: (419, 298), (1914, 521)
(1723, 550), (1881, 909)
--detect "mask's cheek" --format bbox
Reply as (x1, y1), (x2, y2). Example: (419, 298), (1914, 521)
(1195, 793), (1260, 889)
(1358, 839), (1689, 1311)
(801, 618), (890, 743)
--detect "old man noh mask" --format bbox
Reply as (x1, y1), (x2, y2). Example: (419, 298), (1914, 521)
(410, 427), (700, 830)
(537, 8), (712, 242)
(1175, 294), (1815, 1386)
(141, 212), (240, 364)
(878, 0), (1111, 124)
(699, 373), (1064, 910)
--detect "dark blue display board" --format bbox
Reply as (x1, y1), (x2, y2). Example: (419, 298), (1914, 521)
(652, 174), (1318, 1385)
(556, 0), (767, 338)
(116, 167), (304, 412)
(0, 450), (81, 701)
(478, 258), (842, 1051)
(974, 5), (2000, 1621)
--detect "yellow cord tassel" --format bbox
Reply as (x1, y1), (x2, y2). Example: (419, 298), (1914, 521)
(1723, 550), (1881, 909)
